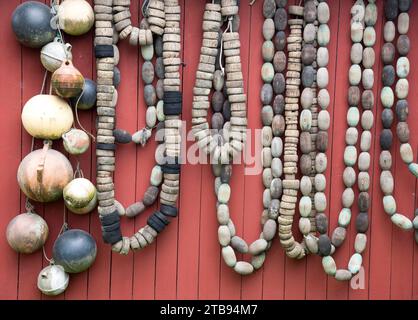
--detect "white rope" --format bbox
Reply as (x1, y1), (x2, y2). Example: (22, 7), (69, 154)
(142, 0), (151, 17)
(219, 17), (233, 76)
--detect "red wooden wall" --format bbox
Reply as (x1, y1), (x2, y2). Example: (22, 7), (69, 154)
(1, 0), (418, 300)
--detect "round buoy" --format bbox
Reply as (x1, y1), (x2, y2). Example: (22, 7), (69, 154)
(52, 229), (97, 273)
(62, 129), (90, 155)
(6, 212), (48, 254)
(71, 79), (97, 110)
(11, 1), (56, 48)
(37, 264), (69, 296)
(63, 178), (97, 215)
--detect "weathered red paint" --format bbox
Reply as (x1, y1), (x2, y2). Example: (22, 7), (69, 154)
(1, 0), (418, 300)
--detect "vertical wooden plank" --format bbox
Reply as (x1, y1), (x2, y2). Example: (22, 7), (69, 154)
(0, 0), (22, 300)
(88, 10), (111, 296)
(326, 0), (351, 300)
(88, 32), (112, 299)
(390, 1), (416, 300)
(283, 251), (306, 299)
(131, 0), (157, 301)
(261, 0), (291, 300)
(176, 0), (205, 300)
(412, 3), (418, 300)
(198, 168), (221, 300)
(17, 0), (49, 301)
(132, 198), (157, 300)
(88, 37), (111, 298)
(219, 1), (252, 300)
(31, 0), (67, 301)
(305, 0), (340, 300)
(110, 1), (139, 300)
(196, 3), (221, 295)
(130, 0), (160, 301)
(368, 0), (392, 301)
(88, 216), (112, 299)
(64, 0), (94, 299)
(196, 1), (221, 301)
(262, 238), (285, 299)
(241, 0), (265, 300)
(283, 0), (306, 300)
(154, 0), (185, 300)
(349, 0), (384, 300)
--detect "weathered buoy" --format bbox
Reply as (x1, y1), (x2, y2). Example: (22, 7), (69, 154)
(71, 79), (97, 110)
(17, 143), (73, 203)
(11, 1), (56, 48)
(63, 178), (97, 215)
(52, 229), (97, 273)
(22, 94), (73, 140)
(52, 60), (85, 98)
(6, 212), (48, 254)
(41, 38), (73, 72)
(57, 0), (94, 36)
(62, 129), (90, 155)
(37, 264), (69, 296)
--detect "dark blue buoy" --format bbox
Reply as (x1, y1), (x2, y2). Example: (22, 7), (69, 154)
(52, 229), (97, 274)
(11, 1), (56, 48)
(71, 79), (97, 110)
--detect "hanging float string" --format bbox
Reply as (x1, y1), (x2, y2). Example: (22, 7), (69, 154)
(50, 0), (61, 8)
(142, 0), (151, 17)
(39, 201), (68, 265)
(219, 17), (233, 76)
(50, 0), (67, 48)
(74, 91), (96, 141)
(40, 70), (48, 95)
(25, 198), (35, 213)
(42, 246), (53, 264)
(74, 160), (84, 179)
(41, 204), (68, 265)
(59, 205), (68, 236)
(56, 26), (66, 49)
(40, 196), (68, 265)
(41, 191), (69, 265)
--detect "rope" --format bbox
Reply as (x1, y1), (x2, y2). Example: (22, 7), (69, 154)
(41, 202), (68, 264)
(50, 0), (68, 56)
(50, 0), (60, 7)
(142, 0), (151, 17)
(39, 70), (48, 94)
(25, 199), (35, 213)
(219, 17), (233, 76)
(74, 90), (96, 141)
(42, 246), (53, 264)
(74, 161), (84, 179)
